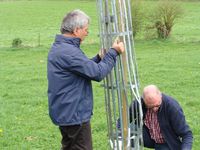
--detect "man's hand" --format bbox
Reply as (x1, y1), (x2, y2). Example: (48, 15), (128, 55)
(112, 38), (125, 54)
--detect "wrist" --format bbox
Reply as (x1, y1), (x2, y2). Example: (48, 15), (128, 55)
(112, 48), (120, 55)
(110, 48), (119, 56)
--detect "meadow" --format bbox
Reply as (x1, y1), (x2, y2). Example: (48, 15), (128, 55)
(0, 0), (200, 149)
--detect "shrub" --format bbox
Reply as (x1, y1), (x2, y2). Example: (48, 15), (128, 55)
(12, 38), (22, 47)
(146, 0), (183, 39)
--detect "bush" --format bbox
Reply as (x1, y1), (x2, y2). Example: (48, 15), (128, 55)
(146, 0), (183, 39)
(12, 38), (22, 47)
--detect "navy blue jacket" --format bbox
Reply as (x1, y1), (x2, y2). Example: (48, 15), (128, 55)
(130, 94), (193, 150)
(47, 35), (118, 126)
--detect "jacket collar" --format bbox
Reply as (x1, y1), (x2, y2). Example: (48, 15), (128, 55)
(55, 34), (81, 48)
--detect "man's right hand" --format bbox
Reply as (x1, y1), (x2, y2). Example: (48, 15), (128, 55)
(112, 38), (125, 54)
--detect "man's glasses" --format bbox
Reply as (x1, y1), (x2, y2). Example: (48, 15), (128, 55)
(145, 104), (161, 109)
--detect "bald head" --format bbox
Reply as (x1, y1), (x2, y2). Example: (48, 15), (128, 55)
(143, 85), (162, 111)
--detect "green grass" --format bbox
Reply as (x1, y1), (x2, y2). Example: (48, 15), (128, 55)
(0, 0), (200, 149)
(0, 0), (99, 47)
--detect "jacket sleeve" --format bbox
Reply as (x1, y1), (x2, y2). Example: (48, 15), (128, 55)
(57, 48), (118, 82)
(91, 54), (101, 63)
(169, 102), (193, 150)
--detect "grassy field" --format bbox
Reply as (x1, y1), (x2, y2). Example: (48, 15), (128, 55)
(0, 0), (200, 149)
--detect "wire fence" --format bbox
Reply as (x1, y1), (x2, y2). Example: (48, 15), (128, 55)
(0, 32), (56, 48)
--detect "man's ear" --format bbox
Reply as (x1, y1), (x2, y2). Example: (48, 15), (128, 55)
(73, 28), (79, 36)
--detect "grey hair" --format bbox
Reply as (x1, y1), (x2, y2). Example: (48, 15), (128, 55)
(142, 84), (161, 99)
(60, 9), (90, 34)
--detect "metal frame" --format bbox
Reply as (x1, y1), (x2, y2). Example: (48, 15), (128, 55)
(96, 0), (144, 149)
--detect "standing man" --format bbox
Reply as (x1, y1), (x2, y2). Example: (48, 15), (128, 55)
(47, 9), (124, 150)
(129, 85), (193, 150)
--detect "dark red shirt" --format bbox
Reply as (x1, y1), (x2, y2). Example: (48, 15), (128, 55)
(144, 109), (165, 144)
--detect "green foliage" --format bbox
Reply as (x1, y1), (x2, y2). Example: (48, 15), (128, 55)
(12, 38), (22, 47)
(147, 0), (183, 39)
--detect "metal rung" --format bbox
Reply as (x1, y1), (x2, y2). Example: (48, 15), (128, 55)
(98, 31), (133, 37)
(101, 84), (137, 89)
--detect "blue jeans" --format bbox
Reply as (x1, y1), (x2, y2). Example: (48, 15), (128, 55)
(155, 143), (170, 150)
